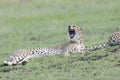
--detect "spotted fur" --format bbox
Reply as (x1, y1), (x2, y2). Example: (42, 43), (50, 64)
(3, 24), (85, 66)
(86, 32), (120, 51)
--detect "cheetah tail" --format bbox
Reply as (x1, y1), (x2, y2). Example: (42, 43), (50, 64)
(86, 43), (109, 51)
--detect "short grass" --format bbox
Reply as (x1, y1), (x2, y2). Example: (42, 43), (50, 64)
(0, 0), (120, 80)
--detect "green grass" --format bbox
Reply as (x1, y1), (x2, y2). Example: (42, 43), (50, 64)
(0, 0), (120, 80)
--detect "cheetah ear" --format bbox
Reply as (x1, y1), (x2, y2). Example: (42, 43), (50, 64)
(80, 27), (84, 31)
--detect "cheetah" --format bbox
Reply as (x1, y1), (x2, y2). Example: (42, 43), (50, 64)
(3, 24), (85, 66)
(86, 32), (120, 51)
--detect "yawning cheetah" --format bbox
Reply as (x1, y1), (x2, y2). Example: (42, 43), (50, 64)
(4, 24), (85, 66)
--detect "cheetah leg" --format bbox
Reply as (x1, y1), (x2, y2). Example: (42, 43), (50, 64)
(18, 58), (29, 65)
(64, 51), (71, 56)
(4, 61), (14, 66)
(3, 56), (17, 66)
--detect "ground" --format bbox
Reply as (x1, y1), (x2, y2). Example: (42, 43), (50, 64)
(0, 0), (120, 80)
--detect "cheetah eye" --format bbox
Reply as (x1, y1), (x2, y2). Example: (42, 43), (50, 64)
(73, 25), (76, 27)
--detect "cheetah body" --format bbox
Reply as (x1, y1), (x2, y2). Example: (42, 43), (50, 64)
(4, 24), (85, 66)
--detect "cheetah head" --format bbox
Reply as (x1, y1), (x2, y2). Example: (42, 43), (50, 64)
(68, 24), (83, 42)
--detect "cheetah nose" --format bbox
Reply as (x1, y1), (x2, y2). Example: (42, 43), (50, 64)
(68, 26), (73, 30)
(68, 26), (71, 29)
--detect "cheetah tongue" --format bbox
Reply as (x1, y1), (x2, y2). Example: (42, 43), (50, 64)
(70, 33), (74, 39)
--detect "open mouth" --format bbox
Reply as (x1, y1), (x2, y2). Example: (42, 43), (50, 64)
(68, 28), (75, 39)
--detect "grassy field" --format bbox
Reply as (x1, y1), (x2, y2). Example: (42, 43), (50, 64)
(0, 0), (120, 80)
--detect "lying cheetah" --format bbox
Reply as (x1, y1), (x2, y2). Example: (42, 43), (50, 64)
(3, 24), (85, 66)
(86, 32), (120, 51)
